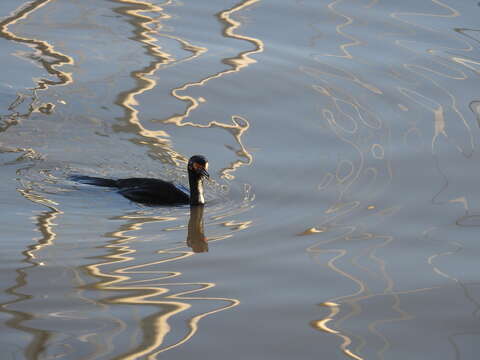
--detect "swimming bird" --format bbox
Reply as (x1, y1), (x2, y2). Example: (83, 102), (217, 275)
(71, 155), (209, 205)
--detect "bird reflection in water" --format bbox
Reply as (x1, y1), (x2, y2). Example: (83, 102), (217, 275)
(187, 205), (208, 253)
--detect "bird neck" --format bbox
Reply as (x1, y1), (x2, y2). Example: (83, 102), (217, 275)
(188, 171), (205, 205)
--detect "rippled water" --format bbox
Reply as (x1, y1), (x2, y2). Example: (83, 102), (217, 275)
(1, 0), (480, 359)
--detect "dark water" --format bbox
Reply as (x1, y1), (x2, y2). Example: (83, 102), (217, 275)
(1, 0), (480, 359)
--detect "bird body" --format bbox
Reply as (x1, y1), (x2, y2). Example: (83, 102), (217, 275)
(71, 155), (209, 206)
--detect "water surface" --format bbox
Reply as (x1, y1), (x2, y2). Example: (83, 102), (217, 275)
(1, 0), (480, 359)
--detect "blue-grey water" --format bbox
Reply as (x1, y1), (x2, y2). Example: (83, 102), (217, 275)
(1, 0), (480, 359)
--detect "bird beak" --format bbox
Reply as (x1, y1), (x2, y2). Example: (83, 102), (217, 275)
(199, 168), (210, 179)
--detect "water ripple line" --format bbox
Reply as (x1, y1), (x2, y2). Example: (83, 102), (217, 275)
(0, 184), (61, 359)
(111, 0), (185, 167)
(81, 210), (243, 359)
(155, 0), (262, 178)
(0, 0), (74, 89)
(160, 0), (263, 126)
(111, 0), (260, 180)
(0, 0), (73, 135)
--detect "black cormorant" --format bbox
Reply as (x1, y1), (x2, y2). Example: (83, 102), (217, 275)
(71, 155), (209, 205)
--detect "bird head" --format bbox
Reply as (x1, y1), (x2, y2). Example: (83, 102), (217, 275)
(188, 155), (209, 180)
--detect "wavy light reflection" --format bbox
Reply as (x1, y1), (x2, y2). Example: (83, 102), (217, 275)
(157, 0), (262, 178)
(0, 186), (61, 359)
(0, 0), (73, 131)
(162, 0), (263, 126)
(82, 207), (245, 359)
(111, 0), (183, 166)
(111, 0), (257, 180)
(300, 0), (480, 358)
(0, 0), (73, 89)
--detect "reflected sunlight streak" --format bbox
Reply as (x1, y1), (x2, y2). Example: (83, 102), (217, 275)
(83, 212), (241, 359)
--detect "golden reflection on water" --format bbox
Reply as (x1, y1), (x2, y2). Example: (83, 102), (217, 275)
(161, 0), (263, 125)
(1, 0), (257, 357)
(157, 0), (262, 178)
(111, 0), (181, 166)
(82, 207), (242, 359)
(0, 2), (74, 357)
(104, 5), (255, 352)
(300, 0), (480, 358)
(311, 303), (363, 360)
(18, 189), (62, 264)
(0, 188), (61, 359)
(111, 0), (258, 179)
(2, 189), (251, 358)
(391, 0), (476, 157)
(0, 0), (73, 132)
(6, 186), (135, 359)
(0, 0), (73, 89)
